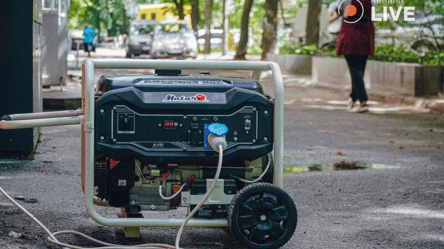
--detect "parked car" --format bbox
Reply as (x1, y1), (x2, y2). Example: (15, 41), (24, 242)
(376, 23), (443, 52)
(198, 29), (239, 50)
(375, 13), (443, 52)
(126, 20), (158, 57)
(126, 20), (158, 58)
(150, 20), (198, 59)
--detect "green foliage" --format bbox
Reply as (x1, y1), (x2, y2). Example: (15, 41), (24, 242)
(279, 43), (321, 55)
(371, 44), (444, 65)
(319, 44), (444, 65)
(68, 0), (146, 38)
(372, 44), (422, 63)
(247, 45), (263, 55)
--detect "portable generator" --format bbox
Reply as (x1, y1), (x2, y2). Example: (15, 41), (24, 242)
(0, 60), (297, 249)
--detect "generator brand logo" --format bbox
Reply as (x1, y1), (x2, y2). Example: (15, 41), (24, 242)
(337, 0), (415, 23)
(162, 94), (208, 102)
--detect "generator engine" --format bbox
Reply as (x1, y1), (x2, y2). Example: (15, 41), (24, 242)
(93, 69), (274, 217)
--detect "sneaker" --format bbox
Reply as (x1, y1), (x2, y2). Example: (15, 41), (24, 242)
(347, 98), (356, 110)
(349, 104), (369, 113)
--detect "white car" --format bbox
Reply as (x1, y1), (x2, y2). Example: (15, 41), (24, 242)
(375, 14), (443, 52)
(198, 29), (240, 50)
(150, 21), (198, 59)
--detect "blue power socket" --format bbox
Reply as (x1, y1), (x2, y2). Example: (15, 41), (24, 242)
(203, 123), (228, 149)
(203, 124), (212, 149)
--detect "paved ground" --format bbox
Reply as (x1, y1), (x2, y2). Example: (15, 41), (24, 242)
(1, 47), (444, 248)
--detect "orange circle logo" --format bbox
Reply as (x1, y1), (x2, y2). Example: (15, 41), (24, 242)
(345, 5), (357, 17)
(338, 0), (364, 23)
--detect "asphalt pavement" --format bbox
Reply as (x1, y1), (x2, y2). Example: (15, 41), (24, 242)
(1, 47), (444, 249)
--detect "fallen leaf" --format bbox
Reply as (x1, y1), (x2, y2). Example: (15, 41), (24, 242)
(394, 150), (397, 154)
(376, 242), (381, 245)
(52, 146), (56, 149)
(23, 236), (33, 240)
(329, 152), (331, 154)
(389, 141), (395, 143)
(56, 173), (61, 174)
(333, 222), (342, 224)
(301, 180), (305, 183)
(314, 194), (322, 196)
(337, 152), (346, 156)
(309, 145), (314, 147)
(308, 149), (312, 151)
(343, 204), (352, 207)
(379, 198), (385, 201)
(402, 235), (410, 237)
(399, 146), (404, 149)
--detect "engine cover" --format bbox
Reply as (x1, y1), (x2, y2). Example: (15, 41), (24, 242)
(94, 73), (274, 165)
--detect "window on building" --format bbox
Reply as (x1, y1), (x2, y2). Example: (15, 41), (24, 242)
(142, 14), (146, 19)
(151, 13), (156, 20)
(44, 0), (52, 9)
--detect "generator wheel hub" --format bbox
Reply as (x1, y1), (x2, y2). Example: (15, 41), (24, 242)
(228, 183), (297, 249)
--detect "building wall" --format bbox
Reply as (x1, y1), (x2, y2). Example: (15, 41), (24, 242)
(138, 3), (192, 26)
(291, 4), (333, 46)
(42, 0), (69, 86)
(0, 0), (42, 151)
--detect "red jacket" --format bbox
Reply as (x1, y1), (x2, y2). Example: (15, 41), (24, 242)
(337, 0), (375, 56)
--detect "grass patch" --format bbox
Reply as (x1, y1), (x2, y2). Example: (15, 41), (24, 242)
(284, 161), (405, 174)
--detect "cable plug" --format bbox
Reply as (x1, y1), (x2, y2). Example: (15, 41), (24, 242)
(160, 173), (169, 182)
(207, 123), (228, 152)
(186, 175), (197, 184)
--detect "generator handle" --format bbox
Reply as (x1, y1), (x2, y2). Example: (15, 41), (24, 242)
(82, 59), (285, 228)
(1, 109), (84, 121)
(0, 116), (84, 129)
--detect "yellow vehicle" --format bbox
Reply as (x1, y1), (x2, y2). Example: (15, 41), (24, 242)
(138, 3), (192, 26)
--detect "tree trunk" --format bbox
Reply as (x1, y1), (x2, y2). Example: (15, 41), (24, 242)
(191, 0), (200, 32)
(177, 0), (185, 20)
(234, 0), (254, 60)
(260, 0), (279, 60)
(222, 0), (229, 55)
(305, 0), (321, 46)
(123, 8), (127, 33)
(204, 0), (213, 54)
(173, 0), (185, 20)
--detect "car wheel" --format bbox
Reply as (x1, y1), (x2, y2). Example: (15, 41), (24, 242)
(411, 40), (437, 53)
(150, 51), (157, 59)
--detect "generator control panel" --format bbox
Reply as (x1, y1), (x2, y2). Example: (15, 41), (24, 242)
(94, 72), (274, 165)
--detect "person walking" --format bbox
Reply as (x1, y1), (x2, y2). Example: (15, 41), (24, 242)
(83, 25), (96, 57)
(330, 0), (376, 113)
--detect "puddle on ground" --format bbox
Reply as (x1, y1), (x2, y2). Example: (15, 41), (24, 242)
(284, 161), (405, 174)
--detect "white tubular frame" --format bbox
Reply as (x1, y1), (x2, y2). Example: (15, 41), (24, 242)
(1, 59), (284, 228)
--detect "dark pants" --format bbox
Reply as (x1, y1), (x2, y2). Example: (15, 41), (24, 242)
(345, 55), (368, 102)
(84, 42), (93, 52)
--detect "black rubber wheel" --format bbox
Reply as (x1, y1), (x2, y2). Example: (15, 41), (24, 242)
(228, 183), (297, 249)
(411, 40), (437, 52)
